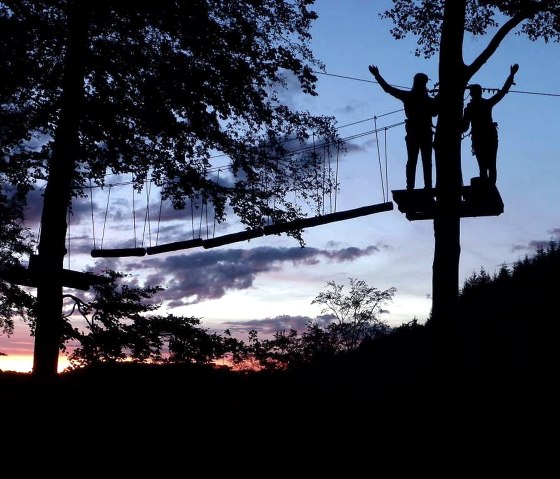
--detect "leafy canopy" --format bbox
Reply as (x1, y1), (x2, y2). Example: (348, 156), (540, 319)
(381, 0), (560, 58)
(0, 0), (340, 235)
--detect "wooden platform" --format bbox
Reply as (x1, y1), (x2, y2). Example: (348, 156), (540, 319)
(392, 178), (504, 221)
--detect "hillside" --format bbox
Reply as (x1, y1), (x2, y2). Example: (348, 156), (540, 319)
(2, 244), (557, 455)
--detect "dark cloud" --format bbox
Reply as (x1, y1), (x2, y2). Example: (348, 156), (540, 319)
(132, 244), (383, 306)
(218, 314), (336, 338)
(512, 229), (560, 253)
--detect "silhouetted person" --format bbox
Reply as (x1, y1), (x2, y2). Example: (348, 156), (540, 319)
(462, 64), (519, 185)
(369, 65), (438, 190)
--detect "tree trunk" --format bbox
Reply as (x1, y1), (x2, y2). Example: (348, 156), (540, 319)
(431, 1), (467, 341)
(32, 4), (89, 379)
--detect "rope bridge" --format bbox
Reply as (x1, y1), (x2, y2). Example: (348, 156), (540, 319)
(90, 129), (397, 258)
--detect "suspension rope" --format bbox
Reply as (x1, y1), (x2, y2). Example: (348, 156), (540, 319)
(334, 142), (340, 212)
(132, 177), (137, 248)
(85, 108), (404, 257)
(374, 116), (387, 202)
(198, 197), (204, 238)
(213, 170), (221, 238)
(142, 178), (152, 247)
(89, 179), (96, 250)
(205, 198), (209, 239)
(190, 196), (195, 239)
(383, 127), (390, 201)
(100, 184), (112, 250)
(155, 193), (163, 246)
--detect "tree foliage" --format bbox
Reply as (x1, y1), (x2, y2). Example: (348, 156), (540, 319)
(311, 278), (396, 350)
(378, 1), (560, 326)
(381, 0), (560, 59)
(0, 0), (340, 233)
(0, 187), (35, 338)
(0, 0), (342, 374)
(63, 271), (246, 368)
(228, 278), (396, 371)
(456, 240), (560, 369)
(61, 276), (397, 372)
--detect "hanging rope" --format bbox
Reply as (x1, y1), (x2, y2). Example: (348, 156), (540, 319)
(383, 127), (390, 202)
(374, 116), (387, 203)
(100, 184), (112, 250)
(131, 177), (137, 248)
(89, 179), (96, 250)
(198, 196), (204, 238)
(190, 196), (196, 239)
(89, 109), (404, 258)
(334, 141), (340, 212)
(213, 170), (220, 238)
(205, 197), (209, 239)
(155, 193), (163, 246)
(142, 178), (152, 247)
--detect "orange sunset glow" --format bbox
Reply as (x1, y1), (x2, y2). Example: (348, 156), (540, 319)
(0, 354), (70, 374)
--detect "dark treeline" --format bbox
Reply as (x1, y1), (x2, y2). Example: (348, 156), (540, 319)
(2, 242), (557, 443)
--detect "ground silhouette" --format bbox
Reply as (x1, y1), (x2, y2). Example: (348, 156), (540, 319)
(2, 243), (557, 457)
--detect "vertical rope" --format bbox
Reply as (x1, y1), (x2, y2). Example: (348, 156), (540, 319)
(198, 196), (204, 238)
(213, 170), (220, 238)
(142, 178), (151, 247)
(132, 177), (137, 248)
(205, 199), (209, 239)
(89, 179), (96, 250)
(384, 127), (390, 200)
(374, 116), (387, 202)
(312, 132), (320, 215)
(334, 142), (340, 212)
(155, 193), (163, 246)
(101, 184), (112, 250)
(190, 196), (195, 239)
(326, 141), (333, 214)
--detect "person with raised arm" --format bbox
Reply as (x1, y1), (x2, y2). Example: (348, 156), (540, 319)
(369, 65), (438, 190)
(462, 64), (519, 185)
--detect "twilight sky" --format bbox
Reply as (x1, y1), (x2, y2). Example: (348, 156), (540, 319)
(2, 0), (559, 373)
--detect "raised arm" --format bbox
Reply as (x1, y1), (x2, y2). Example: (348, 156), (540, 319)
(489, 64), (519, 107)
(368, 65), (407, 102)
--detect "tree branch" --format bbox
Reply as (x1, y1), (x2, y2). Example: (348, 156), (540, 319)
(466, 12), (528, 79)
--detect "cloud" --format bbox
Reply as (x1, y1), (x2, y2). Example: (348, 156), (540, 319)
(218, 313), (336, 338)
(512, 229), (560, 253)
(23, 188), (44, 226)
(133, 244), (383, 306)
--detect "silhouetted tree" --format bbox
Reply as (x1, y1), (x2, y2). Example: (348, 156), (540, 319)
(381, 1), (560, 332)
(457, 240), (560, 373)
(0, 186), (36, 346)
(0, 0), (341, 378)
(64, 271), (244, 369)
(311, 278), (395, 350)
(232, 278), (396, 371)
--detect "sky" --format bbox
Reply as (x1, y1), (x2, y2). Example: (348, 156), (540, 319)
(2, 0), (560, 373)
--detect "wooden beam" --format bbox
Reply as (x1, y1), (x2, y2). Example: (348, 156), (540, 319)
(146, 238), (204, 255)
(202, 228), (264, 249)
(91, 247), (147, 258)
(263, 202), (394, 235)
